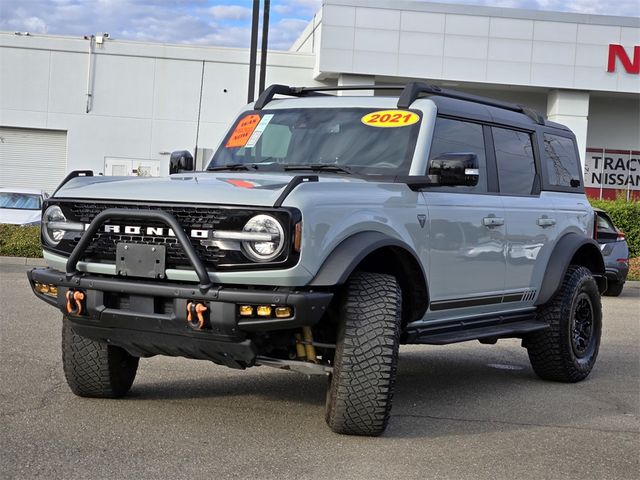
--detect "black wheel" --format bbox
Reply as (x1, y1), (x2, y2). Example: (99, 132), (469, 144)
(325, 272), (401, 436)
(525, 266), (602, 382)
(603, 280), (624, 297)
(62, 318), (139, 398)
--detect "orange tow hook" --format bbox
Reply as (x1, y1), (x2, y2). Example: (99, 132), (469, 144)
(65, 290), (86, 316)
(186, 302), (208, 330)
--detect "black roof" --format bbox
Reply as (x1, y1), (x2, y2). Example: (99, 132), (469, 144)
(253, 82), (570, 132)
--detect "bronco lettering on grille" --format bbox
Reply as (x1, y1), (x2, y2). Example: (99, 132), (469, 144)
(86, 224), (209, 239)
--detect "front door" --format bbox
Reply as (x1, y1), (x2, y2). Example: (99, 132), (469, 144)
(421, 117), (507, 318)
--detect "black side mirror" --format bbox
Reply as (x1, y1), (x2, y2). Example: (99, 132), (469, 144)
(428, 153), (479, 187)
(169, 150), (194, 174)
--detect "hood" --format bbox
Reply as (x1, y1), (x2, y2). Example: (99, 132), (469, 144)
(53, 172), (367, 207)
(0, 208), (41, 225)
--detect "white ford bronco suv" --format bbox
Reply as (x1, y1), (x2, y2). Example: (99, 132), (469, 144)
(29, 83), (606, 436)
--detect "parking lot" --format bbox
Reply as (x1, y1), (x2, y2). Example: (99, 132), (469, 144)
(1, 262), (638, 480)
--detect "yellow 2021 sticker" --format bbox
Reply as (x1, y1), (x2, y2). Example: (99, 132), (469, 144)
(361, 110), (420, 128)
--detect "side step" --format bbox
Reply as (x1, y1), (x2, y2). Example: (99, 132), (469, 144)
(406, 314), (549, 345)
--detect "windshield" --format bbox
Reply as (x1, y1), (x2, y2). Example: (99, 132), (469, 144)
(208, 108), (422, 175)
(0, 192), (42, 210)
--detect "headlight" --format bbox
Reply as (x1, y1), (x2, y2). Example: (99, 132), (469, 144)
(241, 214), (285, 262)
(42, 205), (84, 247)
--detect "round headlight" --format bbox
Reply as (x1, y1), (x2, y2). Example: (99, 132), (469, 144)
(241, 214), (285, 262)
(42, 205), (67, 246)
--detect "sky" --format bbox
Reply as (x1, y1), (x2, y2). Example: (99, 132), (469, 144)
(1, 0), (639, 51)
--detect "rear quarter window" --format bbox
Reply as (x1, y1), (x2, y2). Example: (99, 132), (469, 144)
(542, 134), (582, 190)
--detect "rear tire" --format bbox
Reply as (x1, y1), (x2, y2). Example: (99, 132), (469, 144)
(603, 280), (624, 297)
(525, 266), (601, 383)
(62, 318), (139, 398)
(325, 272), (401, 436)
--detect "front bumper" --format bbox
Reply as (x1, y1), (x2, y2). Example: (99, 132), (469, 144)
(28, 268), (333, 368)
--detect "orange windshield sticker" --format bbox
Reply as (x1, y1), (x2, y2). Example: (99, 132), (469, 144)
(226, 114), (261, 148)
(361, 110), (420, 128)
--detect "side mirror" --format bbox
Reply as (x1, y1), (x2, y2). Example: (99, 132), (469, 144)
(428, 153), (479, 187)
(169, 150), (194, 174)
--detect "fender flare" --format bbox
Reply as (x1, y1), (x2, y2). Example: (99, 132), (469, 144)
(308, 231), (425, 287)
(535, 232), (605, 306)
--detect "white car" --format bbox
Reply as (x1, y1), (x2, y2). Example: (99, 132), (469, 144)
(0, 187), (47, 225)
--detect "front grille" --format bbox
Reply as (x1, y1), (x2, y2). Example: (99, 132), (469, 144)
(49, 200), (295, 270)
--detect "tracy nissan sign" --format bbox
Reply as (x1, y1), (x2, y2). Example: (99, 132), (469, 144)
(582, 44), (639, 200)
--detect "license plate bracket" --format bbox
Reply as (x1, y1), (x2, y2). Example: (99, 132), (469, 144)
(116, 243), (166, 279)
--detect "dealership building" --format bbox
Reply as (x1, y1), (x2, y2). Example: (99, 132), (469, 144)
(1, 0), (638, 198)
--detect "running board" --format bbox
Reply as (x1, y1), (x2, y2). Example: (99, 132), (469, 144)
(406, 314), (549, 345)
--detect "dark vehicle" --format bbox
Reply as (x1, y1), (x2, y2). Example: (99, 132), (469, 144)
(595, 209), (629, 296)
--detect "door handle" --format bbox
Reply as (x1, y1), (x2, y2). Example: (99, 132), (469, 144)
(482, 216), (504, 227)
(537, 217), (556, 228)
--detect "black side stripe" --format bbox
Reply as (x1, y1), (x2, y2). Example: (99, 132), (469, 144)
(430, 290), (537, 311)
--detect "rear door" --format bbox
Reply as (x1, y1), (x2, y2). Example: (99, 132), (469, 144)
(493, 126), (557, 303)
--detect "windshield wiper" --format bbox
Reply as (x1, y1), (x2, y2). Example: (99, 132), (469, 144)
(284, 164), (352, 174)
(206, 163), (259, 172)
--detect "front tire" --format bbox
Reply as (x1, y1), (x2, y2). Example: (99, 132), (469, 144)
(525, 266), (602, 382)
(325, 272), (401, 436)
(62, 318), (139, 398)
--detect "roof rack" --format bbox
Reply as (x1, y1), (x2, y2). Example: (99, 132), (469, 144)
(397, 82), (545, 124)
(253, 82), (545, 125)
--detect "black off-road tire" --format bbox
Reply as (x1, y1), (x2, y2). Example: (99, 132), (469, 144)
(525, 266), (602, 383)
(62, 318), (139, 398)
(325, 272), (401, 436)
(603, 280), (624, 297)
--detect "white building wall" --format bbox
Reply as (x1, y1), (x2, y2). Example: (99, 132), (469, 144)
(587, 96), (640, 150)
(317, 0), (640, 94)
(0, 33), (322, 181)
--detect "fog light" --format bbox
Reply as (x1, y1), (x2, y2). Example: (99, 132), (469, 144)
(275, 307), (292, 318)
(239, 305), (254, 316)
(256, 305), (272, 317)
(35, 282), (58, 298)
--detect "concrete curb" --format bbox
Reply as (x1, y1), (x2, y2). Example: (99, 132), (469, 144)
(1, 255), (639, 288)
(0, 256), (47, 266)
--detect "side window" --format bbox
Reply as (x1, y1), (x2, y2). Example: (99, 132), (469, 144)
(542, 134), (581, 188)
(493, 127), (536, 195)
(429, 117), (487, 192)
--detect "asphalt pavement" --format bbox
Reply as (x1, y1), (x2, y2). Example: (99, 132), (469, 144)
(1, 263), (638, 480)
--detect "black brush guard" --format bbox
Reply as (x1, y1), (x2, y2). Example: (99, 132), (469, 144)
(29, 208), (332, 367)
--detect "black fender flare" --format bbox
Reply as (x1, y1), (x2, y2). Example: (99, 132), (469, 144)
(308, 231), (425, 287)
(535, 232), (605, 306)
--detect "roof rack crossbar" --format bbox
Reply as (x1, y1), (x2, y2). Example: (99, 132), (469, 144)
(299, 85), (402, 92)
(254, 84), (331, 110)
(254, 84), (407, 109)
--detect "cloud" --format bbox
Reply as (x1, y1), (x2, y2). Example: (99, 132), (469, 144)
(272, 0), (322, 16)
(0, 0), (637, 51)
(209, 5), (251, 21)
(268, 18), (310, 50)
(23, 17), (48, 34)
